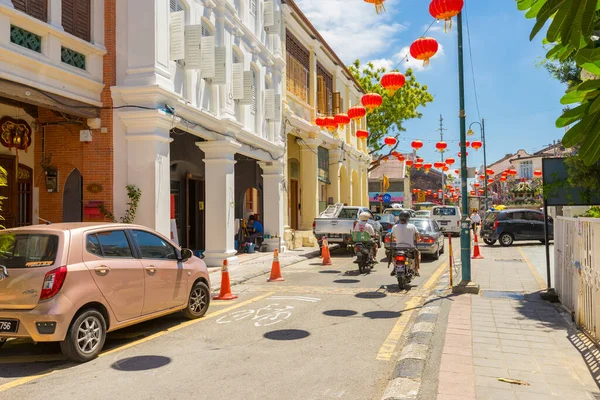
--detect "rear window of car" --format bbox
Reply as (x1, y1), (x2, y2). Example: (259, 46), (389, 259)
(338, 209), (359, 219)
(432, 207), (457, 216)
(412, 220), (431, 231)
(484, 212), (499, 223)
(0, 233), (59, 268)
(384, 210), (402, 217)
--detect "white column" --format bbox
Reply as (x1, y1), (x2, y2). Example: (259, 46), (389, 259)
(259, 160), (285, 252)
(299, 138), (320, 230)
(121, 110), (173, 237)
(328, 148), (342, 204)
(197, 139), (242, 267)
(124, 0), (173, 89)
(48, 0), (62, 30)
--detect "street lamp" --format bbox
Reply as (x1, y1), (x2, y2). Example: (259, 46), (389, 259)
(468, 119), (487, 210)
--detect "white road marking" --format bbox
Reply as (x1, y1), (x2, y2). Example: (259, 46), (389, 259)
(216, 303), (296, 327)
(269, 296), (321, 302)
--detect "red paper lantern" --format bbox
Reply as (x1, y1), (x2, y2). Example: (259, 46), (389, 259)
(356, 130), (369, 139)
(364, 0), (386, 14)
(397, 154), (406, 162)
(416, 157), (424, 163)
(478, 189), (485, 194)
(534, 169), (542, 177)
(424, 162), (433, 172)
(414, 162), (423, 170)
(324, 117), (337, 132)
(348, 106), (367, 121)
(361, 93), (383, 111)
(500, 176), (507, 182)
(486, 168), (494, 176)
(454, 169), (459, 174)
(434, 161), (445, 169)
(470, 190), (476, 196)
(429, 0), (464, 31)
(479, 175), (485, 180)
(427, 190), (432, 194)
(412, 189), (418, 194)
(508, 169), (517, 176)
(435, 141), (448, 152)
(459, 141), (471, 148)
(409, 37), (439, 66)
(315, 116), (326, 128)
(458, 151), (468, 158)
(334, 113), (350, 128)
(445, 157), (455, 166)
(474, 182), (481, 188)
(405, 160), (414, 167)
(384, 136), (397, 147)
(411, 140), (423, 150)
(471, 140), (483, 150)
(380, 71), (406, 96)
(488, 179), (494, 184)
(443, 166), (449, 172)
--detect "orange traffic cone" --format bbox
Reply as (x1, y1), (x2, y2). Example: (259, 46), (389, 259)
(213, 260), (238, 300)
(471, 233), (484, 259)
(267, 249), (284, 282)
(322, 237), (332, 266)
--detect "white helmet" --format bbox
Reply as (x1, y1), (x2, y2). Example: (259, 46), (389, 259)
(359, 212), (371, 221)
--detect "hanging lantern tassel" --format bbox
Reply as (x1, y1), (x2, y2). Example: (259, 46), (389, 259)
(429, 0), (464, 32)
(364, 0), (386, 14)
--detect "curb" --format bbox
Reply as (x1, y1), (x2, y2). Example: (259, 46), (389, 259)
(381, 273), (451, 400)
(211, 244), (339, 293)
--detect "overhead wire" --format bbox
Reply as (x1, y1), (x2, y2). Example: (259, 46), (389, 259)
(464, 1), (481, 123)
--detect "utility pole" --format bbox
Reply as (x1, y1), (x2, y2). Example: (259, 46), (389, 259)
(437, 115), (447, 205)
(454, 11), (477, 293)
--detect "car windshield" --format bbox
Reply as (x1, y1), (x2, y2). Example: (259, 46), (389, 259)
(416, 211), (429, 216)
(384, 209), (402, 217)
(433, 207), (457, 216)
(337, 209), (359, 219)
(0, 233), (59, 268)
(411, 219), (431, 232)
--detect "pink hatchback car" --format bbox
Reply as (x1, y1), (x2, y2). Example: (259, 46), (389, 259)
(0, 223), (211, 362)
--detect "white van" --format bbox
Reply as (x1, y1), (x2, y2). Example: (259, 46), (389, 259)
(431, 206), (462, 235)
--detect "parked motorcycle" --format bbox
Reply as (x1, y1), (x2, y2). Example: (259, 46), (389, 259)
(351, 231), (375, 274)
(389, 243), (417, 288)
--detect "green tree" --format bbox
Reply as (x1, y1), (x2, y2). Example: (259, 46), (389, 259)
(348, 60), (433, 170)
(517, 0), (600, 165)
(541, 55), (582, 88)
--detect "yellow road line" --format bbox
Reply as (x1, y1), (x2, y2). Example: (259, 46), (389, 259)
(517, 247), (547, 290)
(376, 262), (448, 361)
(0, 292), (275, 393)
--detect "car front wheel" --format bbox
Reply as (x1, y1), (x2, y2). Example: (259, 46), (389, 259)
(484, 239), (496, 246)
(60, 309), (106, 363)
(183, 281), (210, 319)
(499, 233), (514, 247)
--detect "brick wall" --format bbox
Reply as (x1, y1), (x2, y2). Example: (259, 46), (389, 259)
(34, 0), (116, 223)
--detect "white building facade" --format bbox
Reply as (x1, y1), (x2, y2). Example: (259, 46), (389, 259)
(113, 0), (285, 267)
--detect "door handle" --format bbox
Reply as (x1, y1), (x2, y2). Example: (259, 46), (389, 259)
(94, 265), (110, 276)
(145, 265), (157, 275)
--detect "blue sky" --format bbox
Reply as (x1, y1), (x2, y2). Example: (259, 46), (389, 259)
(294, 0), (567, 171)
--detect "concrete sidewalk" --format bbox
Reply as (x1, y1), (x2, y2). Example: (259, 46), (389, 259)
(207, 245), (335, 293)
(436, 244), (600, 400)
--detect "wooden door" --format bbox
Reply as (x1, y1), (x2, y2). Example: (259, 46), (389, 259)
(186, 175), (205, 250)
(0, 155), (32, 228)
(290, 179), (299, 230)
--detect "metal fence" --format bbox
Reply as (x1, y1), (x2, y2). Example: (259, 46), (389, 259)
(555, 217), (600, 342)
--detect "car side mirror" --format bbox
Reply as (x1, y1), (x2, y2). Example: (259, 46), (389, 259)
(180, 248), (193, 262)
(375, 215), (381, 221)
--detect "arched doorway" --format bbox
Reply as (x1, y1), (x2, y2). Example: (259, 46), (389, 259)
(63, 169), (82, 222)
(352, 170), (361, 206)
(339, 164), (350, 205)
(288, 158), (300, 230)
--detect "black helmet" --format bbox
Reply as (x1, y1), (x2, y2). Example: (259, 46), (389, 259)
(399, 211), (410, 222)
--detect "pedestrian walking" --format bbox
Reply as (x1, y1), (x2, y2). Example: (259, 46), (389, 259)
(470, 209), (481, 234)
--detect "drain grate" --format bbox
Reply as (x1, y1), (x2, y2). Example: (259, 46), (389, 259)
(494, 258), (523, 262)
(481, 291), (525, 300)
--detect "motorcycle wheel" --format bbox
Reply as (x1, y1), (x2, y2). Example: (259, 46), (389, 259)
(358, 259), (366, 274)
(397, 275), (405, 289)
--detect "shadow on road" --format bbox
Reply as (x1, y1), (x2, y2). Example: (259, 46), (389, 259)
(264, 329), (310, 341)
(323, 310), (358, 317)
(355, 291), (387, 299)
(363, 311), (401, 319)
(333, 279), (360, 284)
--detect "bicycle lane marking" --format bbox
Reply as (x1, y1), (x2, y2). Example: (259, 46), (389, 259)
(215, 296), (322, 327)
(0, 292), (275, 393)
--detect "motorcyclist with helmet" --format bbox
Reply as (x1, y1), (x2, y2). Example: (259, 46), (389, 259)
(353, 212), (378, 262)
(390, 210), (420, 276)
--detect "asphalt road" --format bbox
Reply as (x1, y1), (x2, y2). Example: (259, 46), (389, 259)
(0, 243), (450, 400)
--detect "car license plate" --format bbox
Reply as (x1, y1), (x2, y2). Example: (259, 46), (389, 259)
(0, 319), (19, 333)
(440, 221), (449, 225)
(329, 234), (341, 238)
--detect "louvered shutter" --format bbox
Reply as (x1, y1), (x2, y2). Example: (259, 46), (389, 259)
(232, 63), (244, 100)
(213, 47), (227, 85)
(265, 10), (280, 34)
(274, 94), (282, 122)
(62, 0), (74, 35)
(240, 71), (253, 105)
(74, 0), (91, 42)
(317, 76), (325, 114)
(264, 0), (274, 28)
(332, 92), (341, 115)
(184, 25), (202, 69)
(170, 11), (185, 61)
(15, 0), (48, 22)
(200, 36), (215, 79)
(265, 89), (275, 120)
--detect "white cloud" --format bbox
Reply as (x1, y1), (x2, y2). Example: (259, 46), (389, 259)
(369, 58), (395, 71)
(294, 0), (407, 63)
